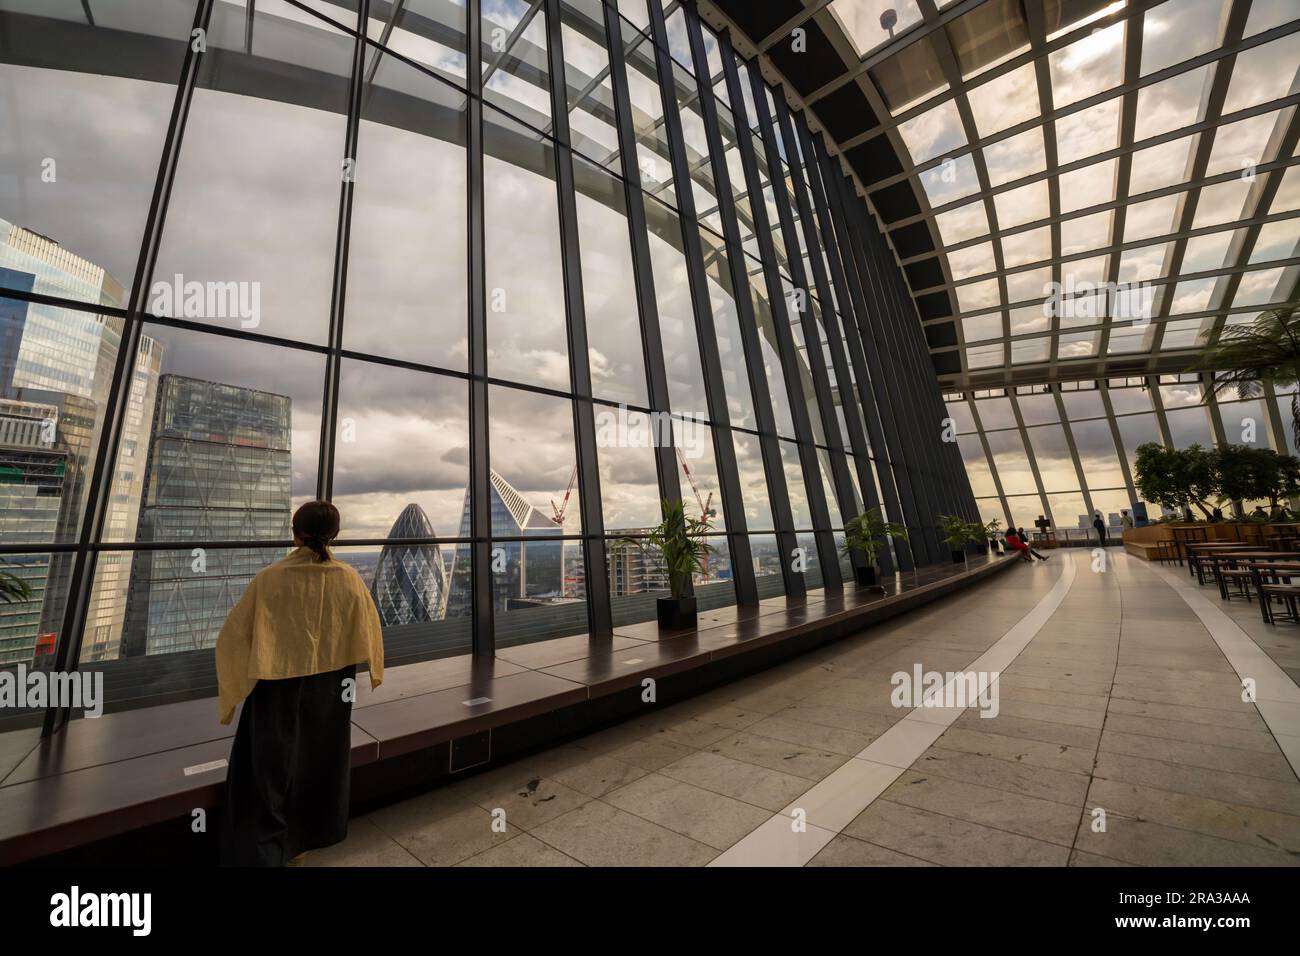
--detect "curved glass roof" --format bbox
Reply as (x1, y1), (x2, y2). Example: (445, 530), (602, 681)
(706, 0), (1300, 389)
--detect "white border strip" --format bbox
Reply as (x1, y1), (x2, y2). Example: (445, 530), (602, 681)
(1149, 562), (1300, 779)
(709, 555), (1078, 866)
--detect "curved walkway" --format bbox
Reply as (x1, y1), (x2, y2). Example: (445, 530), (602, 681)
(312, 551), (1300, 867)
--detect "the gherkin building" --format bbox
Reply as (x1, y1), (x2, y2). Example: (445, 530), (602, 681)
(371, 503), (447, 626)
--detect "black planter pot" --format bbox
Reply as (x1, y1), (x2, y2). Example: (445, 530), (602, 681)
(951, 550), (965, 563)
(854, 565), (878, 587)
(657, 595), (698, 630)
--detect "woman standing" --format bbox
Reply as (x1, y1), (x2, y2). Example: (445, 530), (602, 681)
(217, 500), (385, 866)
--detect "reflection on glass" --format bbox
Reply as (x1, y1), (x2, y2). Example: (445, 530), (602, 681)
(345, 47), (468, 370)
(332, 359), (467, 540)
(155, 1), (354, 344)
(484, 109), (569, 389)
(575, 159), (648, 406)
(0, 1), (193, 303)
(481, 0), (553, 126)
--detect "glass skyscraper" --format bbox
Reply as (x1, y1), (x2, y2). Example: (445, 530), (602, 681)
(371, 503), (449, 626)
(122, 374), (292, 657)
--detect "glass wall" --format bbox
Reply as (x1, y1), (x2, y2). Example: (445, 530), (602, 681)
(945, 372), (1299, 542)
(0, 0), (971, 732)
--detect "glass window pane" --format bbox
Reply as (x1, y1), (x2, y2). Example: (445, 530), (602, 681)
(481, 0), (553, 127)
(332, 359), (468, 541)
(484, 108), (569, 389)
(154, 1), (355, 345)
(344, 48), (468, 370)
(646, 197), (708, 419)
(104, 326), (321, 552)
(575, 158), (649, 406)
(730, 429), (773, 531)
(594, 404), (661, 530)
(559, 0), (620, 167)
(0, 0), (193, 306)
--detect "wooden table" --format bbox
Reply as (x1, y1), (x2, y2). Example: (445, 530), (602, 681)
(1240, 560), (1300, 622)
(1185, 543), (1255, 582)
(1203, 551), (1300, 599)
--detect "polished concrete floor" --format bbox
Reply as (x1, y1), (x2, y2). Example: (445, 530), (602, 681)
(311, 550), (1300, 867)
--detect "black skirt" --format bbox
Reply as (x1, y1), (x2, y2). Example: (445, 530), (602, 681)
(220, 664), (356, 866)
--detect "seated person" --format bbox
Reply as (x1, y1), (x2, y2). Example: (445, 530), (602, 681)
(1004, 529), (1034, 562)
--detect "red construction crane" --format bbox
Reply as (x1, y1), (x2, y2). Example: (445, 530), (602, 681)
(550, 463), (578, 526)
(677, 447), (716, 581)
(676, 447), (715, 522)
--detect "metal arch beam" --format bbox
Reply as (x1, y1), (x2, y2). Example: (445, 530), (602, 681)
(543, 0), (612, 636)
(682, 9), (794, 600)
(644, 0), (759, 602)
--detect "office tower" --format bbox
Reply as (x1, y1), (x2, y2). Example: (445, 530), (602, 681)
(0, 219), (163, 664)
(445, 469), (567, 616)
(371, 503), (448, 626)
(0, 398), (66, 665)
(604, 532), (669, 597)
(122, 375), (292, 657)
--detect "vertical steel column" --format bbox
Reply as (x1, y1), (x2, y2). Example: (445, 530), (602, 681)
(1008, 391), (1053, 528)
(467, 0), (495, 657)
(1052, 387), (1097, 522)
(602, 1), (683, 509)
(320, 0), (370, 501)
(1098, 383), (1139, 516)
(644, 0), (756, 603)
(545, 0), (612, 635)
(836, 173), (932, 563)
(746, 75), (840, 587)
(863, 220), (945, 561)
(716, 34), (805, 597)
(768, 91), (864, 586)
(44, 0), (217, 736)
(680, 5), (799, 605)
(798, 124), (898, 572)
(812, 141), (913, 570)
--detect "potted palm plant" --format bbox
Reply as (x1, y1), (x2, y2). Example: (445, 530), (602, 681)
(972, 518), (1002, 554)
(840, 507), (907, 587)
(622, 499), (715, 630)
(1192, 306), (1300, 448)
(938, 514), (971, 563)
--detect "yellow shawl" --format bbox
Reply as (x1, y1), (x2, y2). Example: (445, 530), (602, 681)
(216, 546), (385, 725)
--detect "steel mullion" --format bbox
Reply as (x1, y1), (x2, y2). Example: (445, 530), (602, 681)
(601, 0), (683, 509)
(771, 93), (869, 583)
(42, 0), (218, 738)
(874, 223), (948, 560)
(717, 35), (805, 597)
(643, 0), (756, 604)
(742, 55), (842, 586)
(799, 127), (898, 547)
(467, 0), (495, 657)
(846, 190), (935, 563)
(814, 144), (913, 569)
(545, 0), (612, 636)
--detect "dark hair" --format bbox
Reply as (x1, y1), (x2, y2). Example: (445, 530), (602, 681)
(293, 500), (340, 561)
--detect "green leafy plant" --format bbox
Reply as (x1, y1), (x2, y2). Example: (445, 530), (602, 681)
(972, 518), (1002, 546)
(1133, 443), (1219, 520)
(620, 499), (715, 600)
(840, 507), (907, 567)
(937, 514), (973, 552)
(1136, 442), (1300, 520)
(0, 565), (32, 605)
(1191, 306), (1300, 449)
